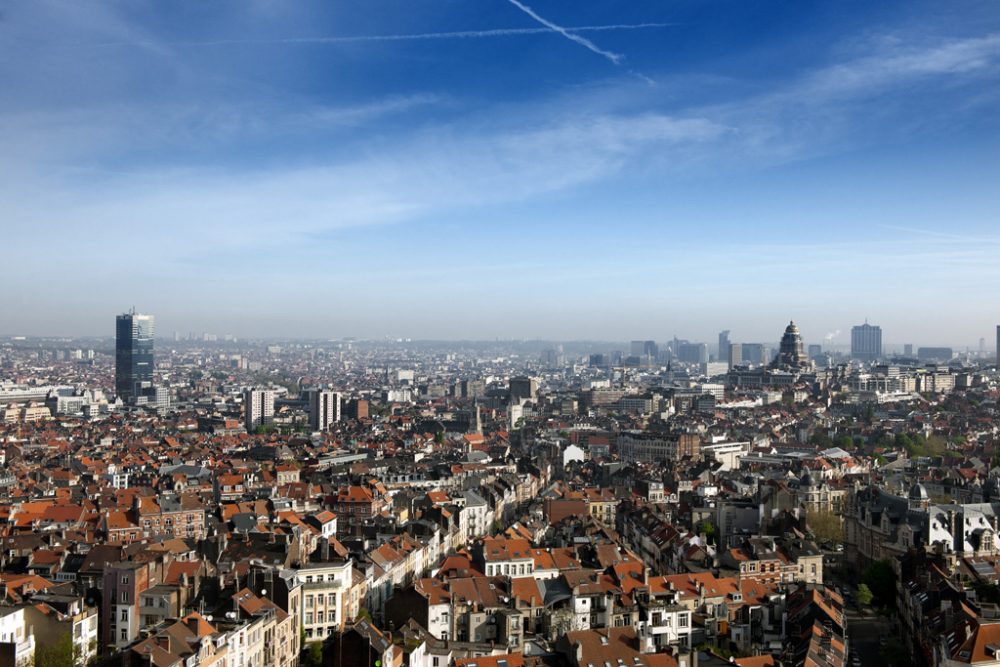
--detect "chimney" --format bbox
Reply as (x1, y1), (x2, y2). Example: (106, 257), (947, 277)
(321, 538), (331, 562)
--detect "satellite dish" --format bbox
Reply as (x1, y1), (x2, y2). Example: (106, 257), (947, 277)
(261, 589), (267, 596)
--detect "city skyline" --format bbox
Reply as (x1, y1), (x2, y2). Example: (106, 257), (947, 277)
(4, 1), (1000, 340)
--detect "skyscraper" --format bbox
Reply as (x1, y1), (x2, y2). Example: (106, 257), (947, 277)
(718, 330), (731, 363)
(851, 322), (882, 361)
(310, 390), (341, 431)
(244, 388), (275, 433)
(728, 343), (742, 370)
(115, 310), (155, 405)
(996, 325), (999, 363)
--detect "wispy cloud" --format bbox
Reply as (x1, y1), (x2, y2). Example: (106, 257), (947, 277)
(505, 0), (624, 65)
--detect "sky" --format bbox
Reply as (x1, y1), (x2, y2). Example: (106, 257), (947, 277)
(2, 1), (1000, 347)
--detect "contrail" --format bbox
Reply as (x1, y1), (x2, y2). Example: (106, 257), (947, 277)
(95, 23), (674, 48)
(505, 0), (625, 64)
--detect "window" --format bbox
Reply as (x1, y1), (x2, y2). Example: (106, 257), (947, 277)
(317, 612), (324, 623)
(328, 594), (336, 606)
(433, 659), (440, 667)
(121, 592), (129, 603)
(305, 613), (313, 624)
(120, 629), (128, 641)
(678, 615), (689, 628)
(120, 610), (128, 621)
(306, 596), (313, 608)
(121, 576), (129, 584)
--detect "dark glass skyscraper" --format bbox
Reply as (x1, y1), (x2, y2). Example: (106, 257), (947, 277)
(115, 310), (155, 404)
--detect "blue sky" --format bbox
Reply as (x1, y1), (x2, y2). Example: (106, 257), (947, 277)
(3, 1), (1000, 347)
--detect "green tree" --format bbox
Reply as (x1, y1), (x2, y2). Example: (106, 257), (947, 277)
(862, 560), (897, 608)
(856, 583), (874, 606)
(34, 633), (76, 667)
(699, 520), (716, 544)
(834, 435), (854, 450)
(807, 510), (842, 544)
(810, 432), (833, 448)
(303, 641), (324, 667)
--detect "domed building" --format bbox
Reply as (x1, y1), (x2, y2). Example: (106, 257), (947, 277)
(772, 320), (812, 369)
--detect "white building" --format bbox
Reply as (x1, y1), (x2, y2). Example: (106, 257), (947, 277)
(297, 561), (353, 642)
(0, 608), (34, 667)
(244, 389), (276, 433)
(309, 390), (341, 431)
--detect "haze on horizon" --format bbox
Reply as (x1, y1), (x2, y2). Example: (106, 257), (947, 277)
(2, 1), (1000, 346)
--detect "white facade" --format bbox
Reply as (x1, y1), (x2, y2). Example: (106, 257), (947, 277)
(244, 389), (276, 432)
(297, 561), (352, 642)
(0, 608), (34, 667)
(309, 390), (341, 431)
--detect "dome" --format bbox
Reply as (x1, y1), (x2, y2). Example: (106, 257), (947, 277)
(785, 320), (800, 334)
(909, 483), (929, 501)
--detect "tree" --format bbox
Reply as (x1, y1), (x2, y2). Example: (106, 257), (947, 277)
(856, 583), (874, 606)
(698, 520), (716, 544)
(862, 560), (897, 608)
(808, 509), (842, 544)
(34, 634), (76, 667)
(303, 641), (324, 667)
(810, 432), (833, 448)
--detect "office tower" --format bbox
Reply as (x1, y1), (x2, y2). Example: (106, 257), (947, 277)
(917, 347), (953, 362)
(851, 322), (882, 361)
(773, 321), (810, 368)
(740, 343), (764, 365)
(244, 388), (275, 433)
(728, 343), (742, 370)
(677, 342), (708, 364)
(807, 344), (823, 359)
(629, 340), (658, 360)
(310, 390), (341, 431)
(115, 310), (155, 405)
(904, 344), (913, 357)
(718, 330), (731, 363)
(509, 376), (537, 403)
(996, 325), (999, 362)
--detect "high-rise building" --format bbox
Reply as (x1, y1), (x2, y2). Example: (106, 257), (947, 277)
(115, 310), (155, 405)
(346, 398), (368, 420)
(996, 325), (999, 363)
(309, 390), (341, 431)
(719, 331), (731, 363)
(509, 376), (537, 403)
(728, 343), (742, 370)
(807, 344), (823, 359)
(851, 322), (882, 361)
(677, 342), (708, 364)
(741, 343), (766, 365)
(244, 388), (275, 433)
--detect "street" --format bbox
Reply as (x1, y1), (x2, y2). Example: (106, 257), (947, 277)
(847, 609), (893, 667)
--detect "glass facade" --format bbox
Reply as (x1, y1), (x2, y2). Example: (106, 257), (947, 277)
(115, 312), (154, 404)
